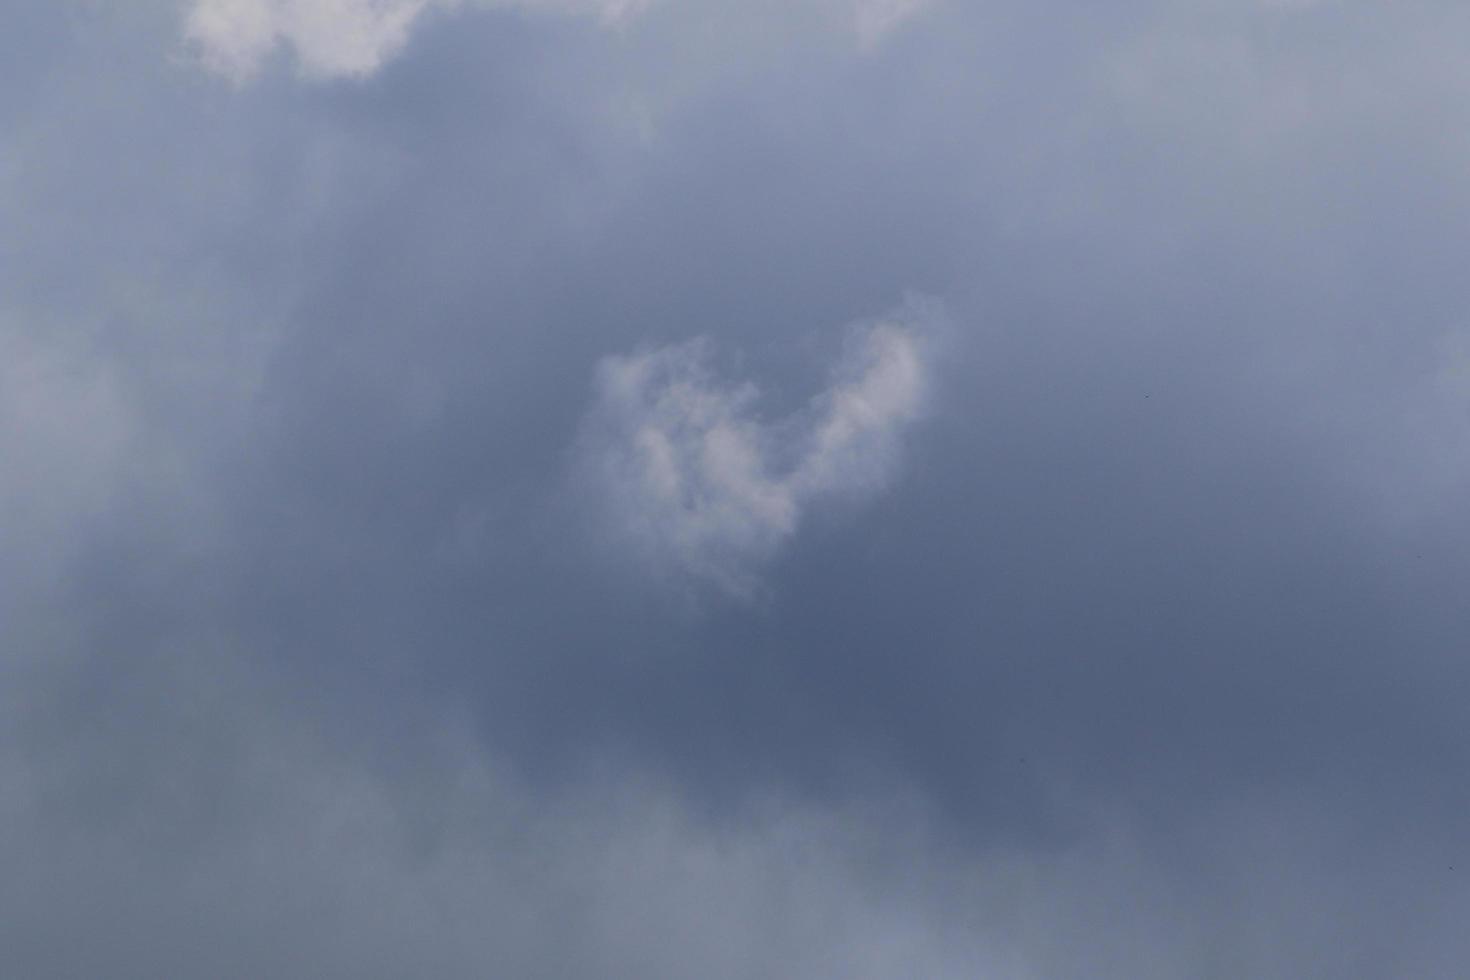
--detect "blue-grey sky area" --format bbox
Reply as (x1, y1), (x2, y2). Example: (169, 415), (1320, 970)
(4, 1), (1470, 976)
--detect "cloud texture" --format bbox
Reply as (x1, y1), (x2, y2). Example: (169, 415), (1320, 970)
(583, 306), (932, 591)
(6, 0), (1470, 976)
(184, 0), (437, 79)
(182, 0), (925, 80)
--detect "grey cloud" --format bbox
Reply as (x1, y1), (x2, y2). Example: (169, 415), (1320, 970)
(6, 0), (1470, 976)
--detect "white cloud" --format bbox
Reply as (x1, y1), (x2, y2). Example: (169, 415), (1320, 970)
(852, 0), (933, 50)
(183, 0), (654, 82)
(184, 0), (435, 81)
(182, 0), (934, 82)
(580, 300), (939, 594)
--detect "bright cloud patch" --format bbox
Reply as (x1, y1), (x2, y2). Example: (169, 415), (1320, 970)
(183, 0), (653, 81)
(581, 303), (937, 594)
(183, 0), (931, 82)
(852, 0), (933, 49)
(184, 0), (434, 81)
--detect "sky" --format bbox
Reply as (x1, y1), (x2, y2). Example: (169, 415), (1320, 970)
(4, 1), (1470, 976)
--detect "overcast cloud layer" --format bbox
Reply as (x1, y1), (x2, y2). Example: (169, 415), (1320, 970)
(5, 1), (1470, 976)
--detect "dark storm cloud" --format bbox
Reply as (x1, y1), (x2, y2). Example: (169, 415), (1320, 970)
(5, 1), (1470, 976)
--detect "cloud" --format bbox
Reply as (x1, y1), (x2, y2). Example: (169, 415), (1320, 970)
(14, 0), (1470, 974)
(0, 626), (1014, 979)
(182, 0), (653, 81)
(184, 0), (435, 81)
(852, 0), (933, 50)
(180, 0), (935, 82)
(579, 300), (937, 593)
(0, 327), (144, 589)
